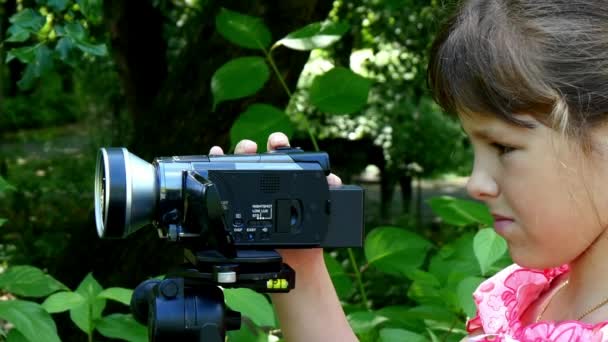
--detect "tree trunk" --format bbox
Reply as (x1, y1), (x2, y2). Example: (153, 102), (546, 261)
(399, 174), (413, 214)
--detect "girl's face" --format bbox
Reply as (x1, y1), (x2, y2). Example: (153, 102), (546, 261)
(460, 112), (608, 269)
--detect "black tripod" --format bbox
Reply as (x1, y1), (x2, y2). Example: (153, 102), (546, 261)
(130, 249), (295, 341)
(130, 171), (299, 341)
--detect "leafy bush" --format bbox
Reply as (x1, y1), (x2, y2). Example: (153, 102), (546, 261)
(0, 266), (145, 341)
(0, 149), (93, 268)
(1, 73), (80, 132)
(335, 196), (511, 341)
(0, 6), (513, 342)
(4, 0), (106, 90)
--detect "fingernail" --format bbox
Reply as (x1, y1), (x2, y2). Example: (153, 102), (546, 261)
(245, 140), (257, 149)
(271, 134), (287, 146)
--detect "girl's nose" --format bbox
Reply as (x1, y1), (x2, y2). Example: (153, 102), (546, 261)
(466, 165), (499, 201)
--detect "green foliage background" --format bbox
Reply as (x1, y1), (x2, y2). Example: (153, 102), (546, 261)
(0, 0), (513, 341)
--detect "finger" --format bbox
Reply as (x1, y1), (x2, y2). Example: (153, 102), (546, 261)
(327, 173), (342, 187)
(235, 140), (258, 154)
(209, 146), (224, 155)
(267, 132), (290, 152)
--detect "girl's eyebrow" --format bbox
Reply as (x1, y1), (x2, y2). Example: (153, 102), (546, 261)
(463, 118), (538, 140)
(467, 126), (527, 141)
(469, 129), (496, 141)
(459, 123), (498, 140)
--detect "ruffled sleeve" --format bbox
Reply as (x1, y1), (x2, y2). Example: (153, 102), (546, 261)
(466, 264), (569, 335)
(464, 263), (608, 341)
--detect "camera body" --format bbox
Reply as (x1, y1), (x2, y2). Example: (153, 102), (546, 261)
(95, 146), (364, 250)
(95, 146), (365, 341)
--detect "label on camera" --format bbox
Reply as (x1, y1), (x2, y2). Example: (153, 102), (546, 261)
(251, 204), (272, 220)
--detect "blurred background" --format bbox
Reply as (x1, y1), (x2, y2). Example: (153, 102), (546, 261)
(0, 0), (494, 341)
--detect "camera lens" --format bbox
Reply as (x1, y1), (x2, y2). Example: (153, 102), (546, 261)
(95, 148), (109, 237)
(94, 147), (158, 238)
(95, 148), (126, 238)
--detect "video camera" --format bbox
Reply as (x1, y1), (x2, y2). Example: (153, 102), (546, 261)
(94, 146), (365, 341)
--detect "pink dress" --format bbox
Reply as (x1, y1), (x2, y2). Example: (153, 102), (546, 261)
(466, 264), (608, 341)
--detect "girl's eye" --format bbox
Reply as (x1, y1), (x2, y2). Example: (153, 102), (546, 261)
(491, 142), (516, 155)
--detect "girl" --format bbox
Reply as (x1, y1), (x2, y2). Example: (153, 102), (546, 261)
(429, 0), (608, 339)
(211, 0), (608, 340)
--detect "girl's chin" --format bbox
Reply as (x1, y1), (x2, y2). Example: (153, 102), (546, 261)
(509, 249), (567, 270)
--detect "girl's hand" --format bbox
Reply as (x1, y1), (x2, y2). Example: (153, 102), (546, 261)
(208, 132), (342, 271)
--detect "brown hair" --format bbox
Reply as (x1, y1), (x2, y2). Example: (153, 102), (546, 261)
(427, 0), (608, 148)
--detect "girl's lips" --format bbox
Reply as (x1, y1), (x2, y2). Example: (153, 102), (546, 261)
(493, 218), (514, 233)
(491, 213), (512, 221)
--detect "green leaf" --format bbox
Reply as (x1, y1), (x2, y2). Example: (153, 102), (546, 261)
(427, 196), (493, 227)
(55, 37), (76, 64)
(17, 63), (37, 90)
(0, 176), (15, 193)
(426, 327), (440, 342)
(0, 219), (6, 227)
(309, 67), (371, 114)
(5, 27), (30, 42)
(407, 279), (443, 306)
(224, 288), (275, 327)
(407, 305), (459, 324)
(211, 57), (270, 110)
(0, 300), (60, 342)
(0, 266), (67, 297)
(457, 277), (484, 318)
(74, 39), (107, 56)
(95, 314), (148, 342)
(76, 0), (103, 24)
(226, 326), (267, 342)
(438, 287), (462, 313)
(278, 21), (349, 51)
(347, 311), (388, 334)
(6, 45), (38, 63)
(16, 44), (54, 90)
(405, 269), (441, 288)
(488, 250), (513, 274)
(375, 306), (423, 331)
(48, 0), (69, 11)
(42, 291), (86, 313)
(70, 273), (106, 334)
(64, 22), (86, 40)
(229, 104), (292, 151)
(379, 328), (426, 342)
(215, 8), (271, 50)
(324, 252), (353, 300)
(6, 329), (29, 342)
(365, 226), (432, 277)
(431, 262), (479, 297)
(429, 233), (480, 285)
(33, 44), (54, 74)
(64, 22), (107, 56)
(9, 9), (44, 32)
(473, 228), (507, 276)
(97, 287), (133, 306)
